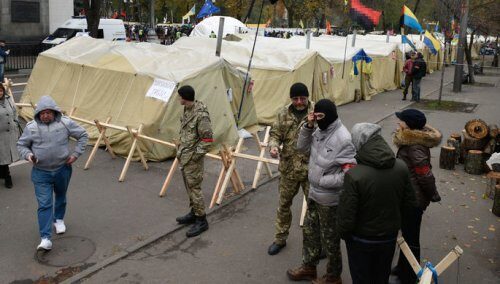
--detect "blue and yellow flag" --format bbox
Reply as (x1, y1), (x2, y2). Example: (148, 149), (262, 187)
(402, 5), (423, 33)
(423, 31), (440, 55)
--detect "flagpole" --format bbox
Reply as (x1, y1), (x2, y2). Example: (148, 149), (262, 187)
(236, 0), (266, 125)
(341, 30), (349, 79)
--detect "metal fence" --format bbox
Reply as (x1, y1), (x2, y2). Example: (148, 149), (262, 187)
(4, 42), (44, 71)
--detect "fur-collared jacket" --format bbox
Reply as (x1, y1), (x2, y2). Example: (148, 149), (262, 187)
(393, 125), (442, 210)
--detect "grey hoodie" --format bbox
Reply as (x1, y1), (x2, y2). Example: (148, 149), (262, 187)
(297, 119), (357, 206)
(17, 96), (88, 171)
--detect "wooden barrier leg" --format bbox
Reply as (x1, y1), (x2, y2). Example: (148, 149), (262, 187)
(252, 127), (273, 189)
(299, 196), (307, 227)
(210, 165), (226, 208)
(159, 158), (179, 197)
(131, 124), (148, 170)
(118, 125), (143, 182)
(97, 118), (116, 158)
(84, 117), (112, 170)
(216, 139), (245, 204)
(397, 237), (424, 275)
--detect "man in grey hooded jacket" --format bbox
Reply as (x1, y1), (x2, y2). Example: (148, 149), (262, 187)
(17, 96), (88, 251)
(287, 99), (356, 284)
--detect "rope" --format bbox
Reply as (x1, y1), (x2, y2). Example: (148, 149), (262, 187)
(417, 261), (439, 284)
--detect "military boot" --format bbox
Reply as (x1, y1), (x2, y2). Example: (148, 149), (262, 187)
(186, 215), (209, 238)
(312, 274), (342, 284)
(5, 175), (13, 189)
(176, 210), (196, 224)
(286, 265), (317, 281)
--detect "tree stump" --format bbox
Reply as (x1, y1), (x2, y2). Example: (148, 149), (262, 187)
(489, 124), (498, 139)
(447, 138), (461, 164)
(465, 150), (484, 175)
(462, 129), (488, 151)
(465, 119), (489, 139)
(440, 146), (456, 170)
(493, 184), (500, 217)
(450, 132), (462, 143)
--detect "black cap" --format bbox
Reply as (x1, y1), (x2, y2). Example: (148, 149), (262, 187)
(178, 85), (195, 101)
(290, 82), (309, 98)
(395, 109), (426, 130)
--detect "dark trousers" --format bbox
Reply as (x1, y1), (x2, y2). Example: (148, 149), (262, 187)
(411, 78), (422, 101)
(346, 237), (396, 284)
(0, 164), (10, 179)
(396, 207), (424, 284)
(403, 75), (412, 98)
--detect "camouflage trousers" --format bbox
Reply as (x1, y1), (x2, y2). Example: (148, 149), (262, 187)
(180, 158), (206, 216)
(303, 200), (342, 278)
(274, 176), (309, 244)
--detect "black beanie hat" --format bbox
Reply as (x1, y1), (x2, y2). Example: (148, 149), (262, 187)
(290, 82), (309, 98)
(314, 99), (338, 130)
(395, 109), (426, 130)
(178, 85), (195, 101)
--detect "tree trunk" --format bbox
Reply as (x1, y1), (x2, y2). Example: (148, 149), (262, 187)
(440, 146), (456, 170)
(83, 0), (102, 38)
(413, 0), (421, 14)
(465, 31), (475, 84)
(462, 129), (489, 151)
(287, 7), (294, 28)
(465, 150), (484, 175)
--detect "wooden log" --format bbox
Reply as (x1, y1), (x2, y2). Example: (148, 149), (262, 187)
(493, 184), (500, 217)
(447, 138), (460, 164)
(462, 129), (488, 151)
(450, 132), (462, 143)
(439, 146), (456, 170)
(465, 150), (484, 175)
(465, 119), (489, 139)
(488, 124), (498, 139)
(483, 138), (497, 155)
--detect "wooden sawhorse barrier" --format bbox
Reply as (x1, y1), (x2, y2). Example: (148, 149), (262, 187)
(397, 237), (463, 283)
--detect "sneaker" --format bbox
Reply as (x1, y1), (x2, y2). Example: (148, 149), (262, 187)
(37, 238), (52, 251)
(54, 219), (66, 234)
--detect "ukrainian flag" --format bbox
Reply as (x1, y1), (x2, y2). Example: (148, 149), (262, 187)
(423, 31), (441, 55)
(402, 5), (423, 33)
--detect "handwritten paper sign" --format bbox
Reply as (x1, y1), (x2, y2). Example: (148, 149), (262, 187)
(145, 79), (176, 103)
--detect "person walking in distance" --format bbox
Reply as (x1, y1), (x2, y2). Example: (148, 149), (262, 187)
(0, 83), (20, 188)
(17, 96), (88, 251)
(402, 52), (415, 101)
(174, 85), (214, 238)
(411, 52), (427, 102)
(267, 82), (313, 255)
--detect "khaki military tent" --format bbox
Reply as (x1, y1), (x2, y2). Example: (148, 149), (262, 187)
(20, 37), (258, 161)
(173, 36), (332, 125)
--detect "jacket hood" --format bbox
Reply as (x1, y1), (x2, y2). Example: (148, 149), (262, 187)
(356, 134), (396, 169)
(393, 124), (442, 148)
(34, 96), (62, 122)
(351, 123), (381, 151)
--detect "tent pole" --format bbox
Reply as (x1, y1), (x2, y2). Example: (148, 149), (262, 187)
(236, 0), (266, 125)
(215, 17), (225, 57)
(341, 29), (349, 79)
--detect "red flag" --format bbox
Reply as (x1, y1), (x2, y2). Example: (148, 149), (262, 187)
(349, 0), (381, 30)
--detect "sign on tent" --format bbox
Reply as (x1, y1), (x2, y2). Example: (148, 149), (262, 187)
(145, 78), (177, 103)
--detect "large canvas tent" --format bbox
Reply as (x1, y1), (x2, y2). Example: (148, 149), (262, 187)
(190, 16), (249, 37)
(19, 37), (258, 161)
(173, 36), (332, 124)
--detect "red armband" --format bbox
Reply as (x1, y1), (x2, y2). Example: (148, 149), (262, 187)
(201, 138), (214, 143)
(341, 163), (356, 171)
(414, 165), (430, 175)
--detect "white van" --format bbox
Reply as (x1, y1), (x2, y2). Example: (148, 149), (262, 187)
(42, 17), (126, 46)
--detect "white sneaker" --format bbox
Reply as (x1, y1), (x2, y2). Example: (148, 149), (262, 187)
(54, 219), (66, 234)
(37, 238), (52, 251)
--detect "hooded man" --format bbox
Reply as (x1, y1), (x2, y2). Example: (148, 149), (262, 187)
(267, 82), (313, 255)
(17, 96), (88, 251)
(338, 123), (416, 284)
(288, 99), (356, 284)
(174, 85), (214, 238)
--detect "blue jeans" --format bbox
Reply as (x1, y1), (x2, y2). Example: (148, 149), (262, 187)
(32, 165), (72, 239)
(412, 78), (422, 101)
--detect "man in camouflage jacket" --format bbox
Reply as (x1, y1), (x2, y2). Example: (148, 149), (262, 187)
(267, 82), (313, 255)
(175, 85), (213, 238)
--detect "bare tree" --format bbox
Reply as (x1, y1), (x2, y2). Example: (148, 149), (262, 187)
(83, 0), (102, 38)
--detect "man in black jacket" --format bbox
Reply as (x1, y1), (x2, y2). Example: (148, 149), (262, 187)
(411, 52), (427, 102)
(338, 123), (416, 284)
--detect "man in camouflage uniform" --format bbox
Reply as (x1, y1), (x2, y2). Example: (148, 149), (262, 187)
(174, 85), (214, 238)
(267, 82), (313, 255)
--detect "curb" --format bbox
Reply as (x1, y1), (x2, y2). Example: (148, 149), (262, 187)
(61, 77), (453, 283)
(61, 175), (279, 284)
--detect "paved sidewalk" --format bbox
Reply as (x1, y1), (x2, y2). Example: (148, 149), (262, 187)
(1, 65), (498, 283)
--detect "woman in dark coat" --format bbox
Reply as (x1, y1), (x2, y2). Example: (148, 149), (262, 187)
(392, 109), (442, 283)
(0, 83), (20, 188)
